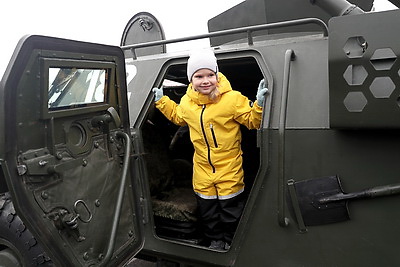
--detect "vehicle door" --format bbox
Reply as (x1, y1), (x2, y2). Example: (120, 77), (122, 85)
(0, 35), (143, 266)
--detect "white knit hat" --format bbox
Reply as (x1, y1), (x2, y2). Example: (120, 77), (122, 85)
(187, 49), (218, 82)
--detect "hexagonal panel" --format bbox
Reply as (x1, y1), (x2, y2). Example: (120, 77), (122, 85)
(369, 77), (396, 98)
(370, 48), (397, 71)
(343, 92), (367, 112)
(343, 65), (368, 86)
(343, 36), (367, 58)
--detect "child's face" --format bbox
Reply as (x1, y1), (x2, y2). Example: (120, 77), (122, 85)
(191, 69), (217, 95)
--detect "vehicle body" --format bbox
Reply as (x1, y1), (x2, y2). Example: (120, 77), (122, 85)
(0, 0), (400, 266)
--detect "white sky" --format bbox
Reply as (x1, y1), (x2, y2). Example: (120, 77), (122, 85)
(0, 0), (397, 78)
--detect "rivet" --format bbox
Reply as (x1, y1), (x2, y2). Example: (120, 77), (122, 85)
(41, 191), (48, 200)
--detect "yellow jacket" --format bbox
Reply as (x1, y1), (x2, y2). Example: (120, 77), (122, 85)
(155, 73), (263, 199)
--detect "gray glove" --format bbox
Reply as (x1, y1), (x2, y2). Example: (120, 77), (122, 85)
(152, 86), (164, 102)
(256, 79), (268, 107)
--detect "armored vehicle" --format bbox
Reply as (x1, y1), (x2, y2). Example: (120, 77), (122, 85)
(0, 0), (400, 266)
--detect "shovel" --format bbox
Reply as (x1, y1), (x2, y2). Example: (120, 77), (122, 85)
(287, 176), (400, 227)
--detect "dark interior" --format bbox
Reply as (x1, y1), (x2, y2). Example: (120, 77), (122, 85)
(141, 56), (263, 244)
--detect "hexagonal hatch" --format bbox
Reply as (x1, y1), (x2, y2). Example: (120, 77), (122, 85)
(370, 48), (397, 71)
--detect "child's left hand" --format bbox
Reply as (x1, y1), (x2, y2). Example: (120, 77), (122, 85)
(256, 79), (268, 106)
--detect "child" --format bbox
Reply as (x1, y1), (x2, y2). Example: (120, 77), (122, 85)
(153, 49), (267, 250)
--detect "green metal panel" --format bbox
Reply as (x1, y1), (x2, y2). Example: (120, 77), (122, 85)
(235, 128), (400, 266)
(329, 9), (400, 128)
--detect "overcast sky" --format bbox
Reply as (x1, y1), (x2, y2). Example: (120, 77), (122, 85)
(0, 0), (397, 78)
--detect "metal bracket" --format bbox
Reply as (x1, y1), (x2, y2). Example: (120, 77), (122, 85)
(287, 179), (307, 233)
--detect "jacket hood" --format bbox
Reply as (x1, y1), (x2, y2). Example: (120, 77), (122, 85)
(186, 72), (232, 105)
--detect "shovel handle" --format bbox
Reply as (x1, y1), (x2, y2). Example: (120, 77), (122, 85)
(319, 182), (400, 204)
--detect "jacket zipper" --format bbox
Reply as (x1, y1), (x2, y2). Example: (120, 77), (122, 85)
(210, 123), (218, 148)
(200, 105), (216, 173)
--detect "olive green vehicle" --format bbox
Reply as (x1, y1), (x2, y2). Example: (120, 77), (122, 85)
(1, 0), (400, 266)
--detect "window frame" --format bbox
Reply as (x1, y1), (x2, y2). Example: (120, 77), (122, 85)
(40, 58), (115, 119)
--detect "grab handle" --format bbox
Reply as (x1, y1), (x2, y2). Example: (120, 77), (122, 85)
(278, 49), (296, 227)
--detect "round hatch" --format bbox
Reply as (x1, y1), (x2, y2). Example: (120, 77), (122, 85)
(121, 12), (166, 57)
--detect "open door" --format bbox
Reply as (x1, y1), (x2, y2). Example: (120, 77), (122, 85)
(0, 35), (143, 266)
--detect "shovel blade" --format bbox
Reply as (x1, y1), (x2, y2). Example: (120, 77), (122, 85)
(292, 176), (350, 226)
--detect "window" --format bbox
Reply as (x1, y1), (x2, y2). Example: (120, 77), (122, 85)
(48, 68), (107, 110)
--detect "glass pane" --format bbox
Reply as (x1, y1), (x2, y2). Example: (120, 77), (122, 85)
(48, 68), (106, 109)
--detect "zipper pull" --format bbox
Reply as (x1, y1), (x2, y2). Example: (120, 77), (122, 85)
(209, 123), (218, 148)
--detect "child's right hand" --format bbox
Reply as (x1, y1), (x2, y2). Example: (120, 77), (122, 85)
(153, 86), (164, 102)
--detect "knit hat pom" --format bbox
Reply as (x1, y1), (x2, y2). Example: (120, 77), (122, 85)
(187, 49), (218, 82)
